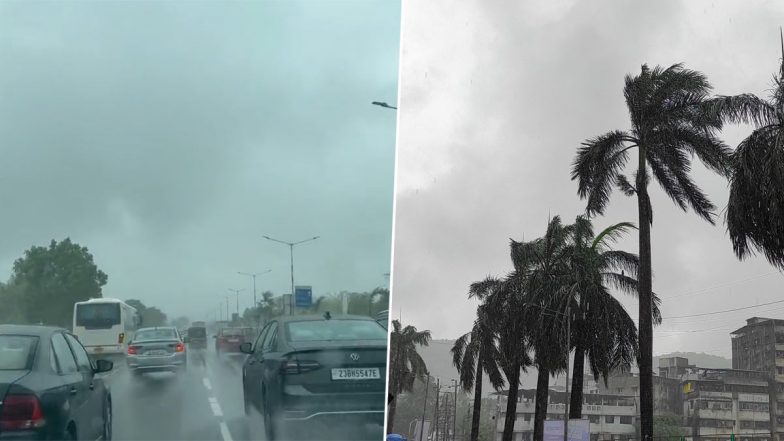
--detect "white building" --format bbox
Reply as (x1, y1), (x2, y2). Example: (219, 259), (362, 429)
(493, 388), (639, 441)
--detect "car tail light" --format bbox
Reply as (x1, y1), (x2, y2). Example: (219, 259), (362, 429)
(175, 343), (185, 353)
(127, 346), (138, 355)
(118, 333), (125, 344)
(280, 357), (321, 375)
(0, 395), (45, 431)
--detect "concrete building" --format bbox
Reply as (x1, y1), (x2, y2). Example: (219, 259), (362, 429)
(493, 388), (639, 441)
(681, 368), (772, 441)
(596, 369), (683, 417)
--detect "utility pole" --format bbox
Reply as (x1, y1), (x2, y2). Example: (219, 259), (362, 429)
(564, 298), (571, 441)
(443, 394), (450, 441)
(453, 379), (459, 441)
(419, 375), (431, 441)
(433, 379), (440, 441)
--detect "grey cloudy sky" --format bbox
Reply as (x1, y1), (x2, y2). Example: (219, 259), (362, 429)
(0, 0), (400, 321)
(392, 0), (784, 359)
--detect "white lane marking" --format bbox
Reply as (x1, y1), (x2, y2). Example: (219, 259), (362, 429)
(202, 377), (212, 390)
(219, 422), (233, 441)
(208, 397), (223, 417)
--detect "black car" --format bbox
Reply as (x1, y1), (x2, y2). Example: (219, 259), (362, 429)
(240, 314), (387, 440)
(184, 326), (207, 350)
(0, 325), (114, 441)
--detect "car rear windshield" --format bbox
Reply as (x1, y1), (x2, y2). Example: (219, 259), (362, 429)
(188, 327), (206, 338)
(286, 319), (387, 342)
(76, 303), (121, 329)
(134, 329), (177, 341)
(0, 336), (38, 370)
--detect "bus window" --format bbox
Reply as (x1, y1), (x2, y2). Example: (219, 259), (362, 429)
(76, 303), (121, 329)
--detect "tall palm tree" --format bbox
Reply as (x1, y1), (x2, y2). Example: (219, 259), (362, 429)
(512, 216), (573, 441)
(469, 276), (532, 441)
(707, 40), (784, 270)
(451, 301), (504, 441)
(387, 319), (431, 434)
(566, 217), (662, 418)
(572, 63), (731, 441)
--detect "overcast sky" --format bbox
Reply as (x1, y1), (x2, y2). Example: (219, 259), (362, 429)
(392, 0), (784, 359)
(0, 0), (400, 321)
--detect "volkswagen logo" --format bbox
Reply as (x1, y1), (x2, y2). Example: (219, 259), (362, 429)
(349, 353), (360, 361)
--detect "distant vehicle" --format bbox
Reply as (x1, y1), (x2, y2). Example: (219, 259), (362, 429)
(191, 321), (206, 328)
(72, 298), (141, 358)
(214, 327), (255, 356)
(375, 310), (389, 330)
(240, 314), (387, 439)
(0, 324), (114, 441)
(185, 326), (207, 350)
(126, 327), (186, 376)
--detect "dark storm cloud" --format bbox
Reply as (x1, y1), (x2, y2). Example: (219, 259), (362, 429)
(0, 1), (400, 318)
(392, 0), (784, 357)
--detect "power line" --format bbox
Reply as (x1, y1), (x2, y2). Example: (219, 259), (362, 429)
(661, 299), (784, 319)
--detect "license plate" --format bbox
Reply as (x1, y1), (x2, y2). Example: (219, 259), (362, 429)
(227, 339), (239, 342)
(331, 368), (381, 380)
(145, 350), (167, 356)
(93, 347), (103, 353)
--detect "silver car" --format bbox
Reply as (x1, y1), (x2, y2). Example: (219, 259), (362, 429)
(126, 326), (187, 375)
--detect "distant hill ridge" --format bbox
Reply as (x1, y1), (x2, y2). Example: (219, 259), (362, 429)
(419, 339), (731, 397)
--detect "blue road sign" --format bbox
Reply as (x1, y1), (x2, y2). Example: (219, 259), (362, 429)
(294, 286), (312, 307)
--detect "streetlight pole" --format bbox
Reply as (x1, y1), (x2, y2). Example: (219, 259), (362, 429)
(238, 270), (271, 308)
(228, 288), (244, 316)
(262, 235), (319, 315)
(419, 375), (431, 441)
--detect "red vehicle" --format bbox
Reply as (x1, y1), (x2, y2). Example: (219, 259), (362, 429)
(214, 327), (256, 355)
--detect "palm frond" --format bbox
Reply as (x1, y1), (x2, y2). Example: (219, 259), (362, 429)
(572, 130), (634, 217)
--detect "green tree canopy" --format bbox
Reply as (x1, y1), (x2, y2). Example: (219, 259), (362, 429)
(9, 238), (108, 327)
(126, 299), (168, 327)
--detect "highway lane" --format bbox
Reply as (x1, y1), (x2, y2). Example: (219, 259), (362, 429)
(101, 348), (384, 440)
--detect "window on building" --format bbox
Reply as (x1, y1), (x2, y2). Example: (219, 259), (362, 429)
(605, 416), (614, 424)
(524, 414), (531, 422)
(741, 421), (754, 429)
(756, 421), (770, 430)
(589, 415), (600, 424)
(619, 416), (633, 425)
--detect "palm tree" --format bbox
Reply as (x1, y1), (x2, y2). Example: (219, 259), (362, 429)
(469, 276), (532, 441)
(572, 63), (731, 441)
(451, 301), (504, 441)
(566, 217), (662, 418)
(387, 319), (431, 434)
(512, 216), (573, 441)
(707, 40), (784, 270)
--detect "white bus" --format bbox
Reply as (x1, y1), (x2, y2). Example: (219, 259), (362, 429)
(72, 298), (141, 357)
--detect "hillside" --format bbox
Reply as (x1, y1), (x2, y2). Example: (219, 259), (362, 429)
(419, 339), (732, 398)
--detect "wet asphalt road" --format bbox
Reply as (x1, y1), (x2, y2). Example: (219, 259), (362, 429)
(99, 348), (384, 440)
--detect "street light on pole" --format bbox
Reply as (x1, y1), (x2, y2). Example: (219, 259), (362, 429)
(237, 270), (271, 308)
(371, 101), (397, 110)
(262, 235), (319, 315)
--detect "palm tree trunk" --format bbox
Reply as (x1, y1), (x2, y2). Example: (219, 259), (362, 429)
(387, 395), (398, 433)
(533, 367), (550, 441)
(502, 366), (521, 441)
(471, 357), (483, 441)
(637, 150), (654, 441)
(569, 344), (585, 419)
(569, 294), (587, 419)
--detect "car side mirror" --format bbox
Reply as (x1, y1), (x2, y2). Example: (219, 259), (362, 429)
(239, 342), (252, 354)
(94, 359), (113, 373)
